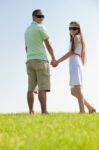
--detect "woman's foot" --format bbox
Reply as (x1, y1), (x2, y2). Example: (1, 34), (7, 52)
(89, 108), (96, 113)
(79, 111), (85, 114)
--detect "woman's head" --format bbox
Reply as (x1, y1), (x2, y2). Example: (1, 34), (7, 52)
(69, 21), (81, 36)
(69, 21), (86, 65)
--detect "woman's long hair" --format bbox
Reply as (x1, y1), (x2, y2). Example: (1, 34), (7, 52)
(70, 21), (86, 65)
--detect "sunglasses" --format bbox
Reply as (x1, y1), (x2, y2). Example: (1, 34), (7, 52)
(35, 15), (45, 18)
(69, 27), (80, 31)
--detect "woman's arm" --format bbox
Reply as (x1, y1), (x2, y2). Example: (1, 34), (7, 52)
(57, 50), (73, 64)
(51, 50), (73, 67)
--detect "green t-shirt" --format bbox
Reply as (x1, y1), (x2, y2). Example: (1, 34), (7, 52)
(25, 21), (49, 62)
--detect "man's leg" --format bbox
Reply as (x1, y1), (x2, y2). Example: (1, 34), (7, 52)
(36, 61), (50, 114)
(27, 91), (34, 114)
(26, 61), (37, 114)
(38, 90), (48, 114)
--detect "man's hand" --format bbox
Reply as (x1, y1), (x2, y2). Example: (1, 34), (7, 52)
(51, 60), (58, 67)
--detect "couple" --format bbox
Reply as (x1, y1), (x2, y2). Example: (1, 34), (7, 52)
(25, 9), (96, 114)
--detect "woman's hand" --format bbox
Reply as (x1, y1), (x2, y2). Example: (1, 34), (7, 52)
(50, 60), (58, 67)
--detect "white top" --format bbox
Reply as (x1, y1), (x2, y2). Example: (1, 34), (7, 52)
(69, 37), (83, 87)
(74, 42), (82, 56)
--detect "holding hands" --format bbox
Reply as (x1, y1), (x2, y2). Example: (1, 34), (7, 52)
(51, 60), (58, 67)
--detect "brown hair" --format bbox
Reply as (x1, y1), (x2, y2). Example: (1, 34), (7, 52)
(70, 21), (86, 65)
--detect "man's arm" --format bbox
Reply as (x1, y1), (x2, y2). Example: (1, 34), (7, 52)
(44, 39), (56, 61)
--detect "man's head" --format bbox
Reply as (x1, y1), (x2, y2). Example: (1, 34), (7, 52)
(32, 9), (45, 24)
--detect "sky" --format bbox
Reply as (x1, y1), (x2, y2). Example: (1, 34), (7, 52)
(0, 0), (99, 113)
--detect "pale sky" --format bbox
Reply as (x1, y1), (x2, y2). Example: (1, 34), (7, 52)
(0, 0), (99, 113)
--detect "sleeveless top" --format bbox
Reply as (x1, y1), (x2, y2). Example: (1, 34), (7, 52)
(74, 42), (82, 56)
(70, 34), (82, 57)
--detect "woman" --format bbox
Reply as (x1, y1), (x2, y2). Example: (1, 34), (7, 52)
(52, 21), (96, 113)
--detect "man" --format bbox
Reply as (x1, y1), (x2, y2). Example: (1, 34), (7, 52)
(25, 9), (56, 114)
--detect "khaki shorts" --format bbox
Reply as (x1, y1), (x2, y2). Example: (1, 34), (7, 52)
(26, 60), (50, 92)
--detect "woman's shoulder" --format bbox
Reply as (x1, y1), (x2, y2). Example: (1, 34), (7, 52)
(74, 35), (81, 43)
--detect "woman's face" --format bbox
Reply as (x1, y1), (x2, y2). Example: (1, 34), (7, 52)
(69, 23), (80, 36)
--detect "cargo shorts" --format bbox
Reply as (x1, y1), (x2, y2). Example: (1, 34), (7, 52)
(26, 60), (50, 92)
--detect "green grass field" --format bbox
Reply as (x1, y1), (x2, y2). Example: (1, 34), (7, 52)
(0, 113), (99, 150)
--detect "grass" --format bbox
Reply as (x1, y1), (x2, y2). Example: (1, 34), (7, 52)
(0, 113), (99, 150)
